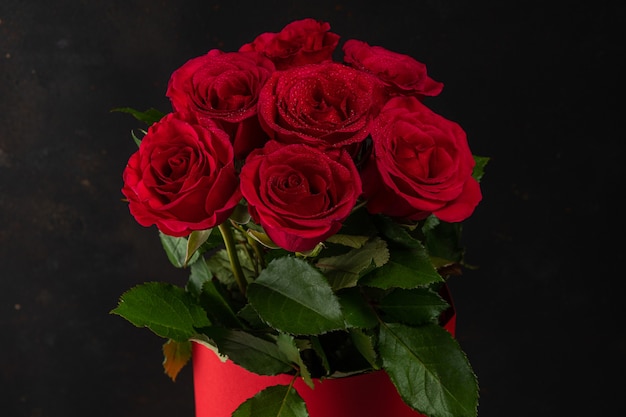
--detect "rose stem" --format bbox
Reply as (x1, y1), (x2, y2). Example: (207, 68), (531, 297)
(218, 222), (248, 296)
(246, 234), (266, 271)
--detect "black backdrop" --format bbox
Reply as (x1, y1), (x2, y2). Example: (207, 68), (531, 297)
(1, 1), (624, 416)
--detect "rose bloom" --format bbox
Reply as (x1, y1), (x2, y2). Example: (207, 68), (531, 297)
(240, 141), (362, 252)
(362, 96), (481, 223)
(166, 50), (276, 159)
(122, 113), (241, 237)
(343, 39), (443, 98)
(239, 18), (340, 70)
(257, 62), (385, 151)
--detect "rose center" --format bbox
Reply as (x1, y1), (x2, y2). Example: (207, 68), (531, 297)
(281, 173), (304, 190)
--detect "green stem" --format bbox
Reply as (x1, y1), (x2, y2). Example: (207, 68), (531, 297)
(246, 233), (267, 271)
(230, 222), (265, 275)
(218, 222), (247, 296)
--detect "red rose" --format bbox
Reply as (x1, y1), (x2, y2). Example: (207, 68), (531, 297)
(240, 141), (362, 252)
(362, 96), (481, 223)
(239, 18), (340, 70)
(166, 50), (276, 159)
(122, 113), (241, 236)
(257, 62), (384, 151)
(343, 39), (443, 98)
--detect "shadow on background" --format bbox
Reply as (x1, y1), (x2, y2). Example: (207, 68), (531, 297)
(1, 1), (624, 416)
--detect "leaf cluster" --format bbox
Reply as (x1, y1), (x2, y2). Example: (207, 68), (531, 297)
(112, 203), (481, 417)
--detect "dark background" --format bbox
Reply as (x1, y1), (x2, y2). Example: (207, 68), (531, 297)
(1, 1), (624, 416)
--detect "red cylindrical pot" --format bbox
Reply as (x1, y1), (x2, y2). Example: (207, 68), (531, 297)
(193, 289), (456, 417)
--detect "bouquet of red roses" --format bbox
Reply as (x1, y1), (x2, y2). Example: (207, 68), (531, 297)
(113, 18), (487, 417)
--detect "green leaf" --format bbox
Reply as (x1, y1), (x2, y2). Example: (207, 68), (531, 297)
(196, 269), (242, 328)
(337, 287), (378, 329)
(378, 323), (478, 417)
(349, 328), (380, 370)
(232, 384), (309, 417)
(237, 304), (269, 329)
(423, 219), (465, 266)
(374, 215), (424, 249)
(360, 246), (443, 289)
(378, 288), (450, 326)
(111, 106), (166, 125)
(187, 258), (213, 298)
(130, 129), (145, 147)
(202, 328), (292, 375)
(230, 202), (252, 224)
(111, 282), (210, 342)
(472, 155), (490, 182)
(206, 247), (257, 286)
(308, 336), (330, 376)
(247, 228), (281, 249)
(159, 232), (199, 268)
(316, 237), (389, 290)
(247, 257), (345, 335)
(324, 233), (370, 248)
(421, 215), (440, 234)
(276, 333), (313, 389)
(186, 229), (212, 265)
(205, 249), (237, 285)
